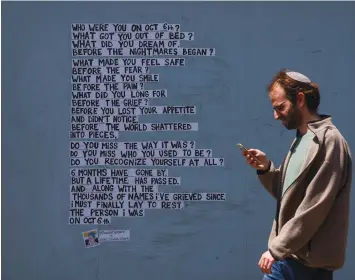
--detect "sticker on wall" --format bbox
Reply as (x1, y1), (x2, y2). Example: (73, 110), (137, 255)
(99, 229), (130, 242)
(82, 229), (100, 248)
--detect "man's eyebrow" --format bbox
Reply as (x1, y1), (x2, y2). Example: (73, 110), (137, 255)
(273, 101), (286, 109)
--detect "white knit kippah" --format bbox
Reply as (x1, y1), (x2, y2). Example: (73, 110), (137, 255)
(285, 71), (311, 83)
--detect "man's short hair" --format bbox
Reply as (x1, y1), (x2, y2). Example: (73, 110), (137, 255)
(267, 68), (321, 112)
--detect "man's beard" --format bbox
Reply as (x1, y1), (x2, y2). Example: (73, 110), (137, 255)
(281, 106), (302, 130)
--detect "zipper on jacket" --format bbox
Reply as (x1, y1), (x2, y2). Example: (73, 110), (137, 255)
(306, 240), (312, 257)
(275, 157), (286, 236)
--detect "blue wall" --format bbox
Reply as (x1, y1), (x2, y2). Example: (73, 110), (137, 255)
(2, 1), (355, 280)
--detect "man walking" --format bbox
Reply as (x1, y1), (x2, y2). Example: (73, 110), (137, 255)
(242, 69), (352, 279)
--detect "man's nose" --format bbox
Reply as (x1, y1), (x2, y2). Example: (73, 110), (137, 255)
(274, 110), (280, 120)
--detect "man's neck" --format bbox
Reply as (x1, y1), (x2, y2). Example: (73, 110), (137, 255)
(298, 112), (321, 135)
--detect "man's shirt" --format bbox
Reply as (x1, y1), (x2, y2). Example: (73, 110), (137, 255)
(283, 130), (314, 195)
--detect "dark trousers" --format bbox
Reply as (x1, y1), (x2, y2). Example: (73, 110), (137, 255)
(262, 258), (333, 280)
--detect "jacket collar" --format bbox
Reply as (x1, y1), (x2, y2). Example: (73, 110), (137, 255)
(296, 114), (333, 137)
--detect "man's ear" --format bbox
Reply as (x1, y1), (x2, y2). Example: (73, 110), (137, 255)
(297, 92), (306, 108)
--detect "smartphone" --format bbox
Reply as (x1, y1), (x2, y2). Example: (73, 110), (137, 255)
(236, 143), (261, 163)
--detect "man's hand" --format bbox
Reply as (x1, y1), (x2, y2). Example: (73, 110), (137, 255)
(242, 148), (270, 171)
(258, 250), (275, 274)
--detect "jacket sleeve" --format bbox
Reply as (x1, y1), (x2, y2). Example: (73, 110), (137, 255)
(257, 161), (281, 199)
(268, 132), (347, 260)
